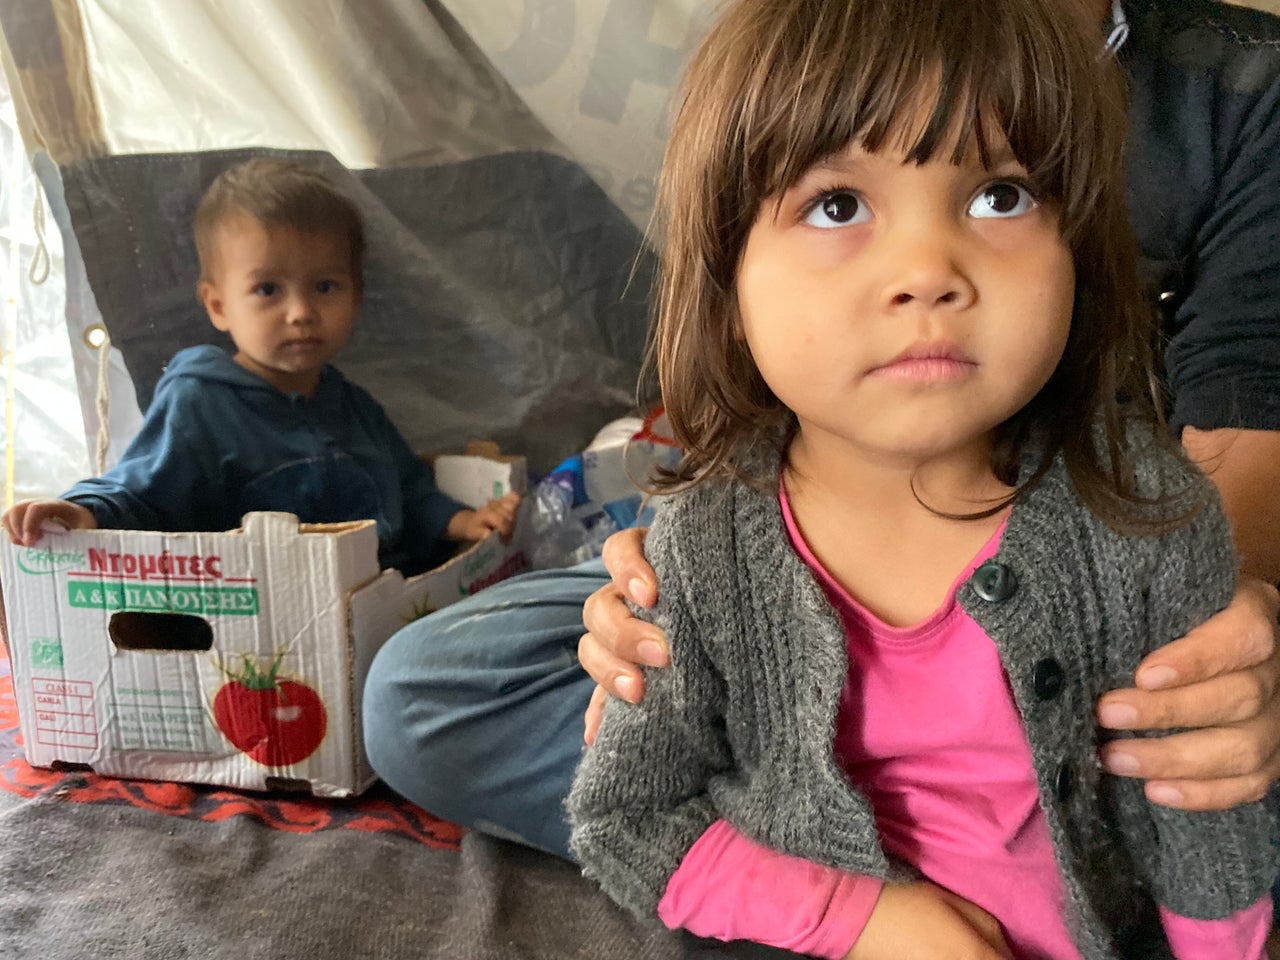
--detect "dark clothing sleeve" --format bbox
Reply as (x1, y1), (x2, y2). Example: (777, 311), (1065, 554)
(1123, 0), (1280, 433)
(348, 391), (468, 578)
(381, 417), (469, 576)
(1163, 55), (1280, 432)
(62, 347), (467, 575)
(62, 378), (224, 531)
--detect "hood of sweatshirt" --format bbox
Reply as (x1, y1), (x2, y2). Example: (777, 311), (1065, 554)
(155, 343), (347, 413)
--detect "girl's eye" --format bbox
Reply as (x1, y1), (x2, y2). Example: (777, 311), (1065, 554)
(316, 280), (338, 294)
(253, 282), (279, 297)
(803, 190), (871, 229)
(968, 182), (1036, 219)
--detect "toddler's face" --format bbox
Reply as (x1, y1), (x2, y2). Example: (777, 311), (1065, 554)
(199, 215), (359, 396)
(735, 132), (1074, 471)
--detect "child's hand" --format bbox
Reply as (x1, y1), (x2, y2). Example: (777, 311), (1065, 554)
(446, 492), (521, 543)
(1, 500), (97, 546)
(846, 881), (1013, 960)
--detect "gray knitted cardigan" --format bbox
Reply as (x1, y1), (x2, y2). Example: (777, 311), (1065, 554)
(568, 436), (1277, 959)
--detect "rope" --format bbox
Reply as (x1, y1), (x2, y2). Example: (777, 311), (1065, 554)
(93, 327), (112, 475)
(28, 188), (50, 285)
(1104, 0), (1131, 56)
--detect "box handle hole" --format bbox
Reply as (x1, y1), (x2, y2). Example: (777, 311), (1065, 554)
(108, 612), (213, 651)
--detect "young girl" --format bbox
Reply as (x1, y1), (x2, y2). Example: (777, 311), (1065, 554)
(567, 1), (1277, 958)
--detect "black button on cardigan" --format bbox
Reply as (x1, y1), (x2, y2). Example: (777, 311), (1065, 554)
(1033, 658), (1066, 701)
(971, 561), (1017, 602)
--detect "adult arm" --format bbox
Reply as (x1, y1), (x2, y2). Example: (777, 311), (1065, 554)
(1103, 454), (1275, 945)
(1083, 4), (1280, 807)
(1182, 427), (1280, 584)
(580, 527), (668, 715)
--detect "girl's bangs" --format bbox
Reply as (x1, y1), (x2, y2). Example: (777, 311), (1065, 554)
(734, 0), (1109, 236)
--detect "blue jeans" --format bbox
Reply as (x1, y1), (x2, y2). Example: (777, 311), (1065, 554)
(363, 558), (606, 860)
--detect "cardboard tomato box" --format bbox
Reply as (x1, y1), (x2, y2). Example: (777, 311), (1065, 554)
(0, 452), (527, 797)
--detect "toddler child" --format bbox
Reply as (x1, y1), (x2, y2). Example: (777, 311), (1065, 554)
(567, 0), (1277, 958)
(3, 158), (517, 575)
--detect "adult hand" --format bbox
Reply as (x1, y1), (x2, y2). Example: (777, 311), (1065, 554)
(846, 881), (1013, 960)
(580, 527), (666, 744)
(582, 532), (1280, 809)
(1097, 576), (1280, 810)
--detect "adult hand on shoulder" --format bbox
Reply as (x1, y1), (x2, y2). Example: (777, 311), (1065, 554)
(1, 499), (97, 547)
(579, 527), (668, 745)
(581, 530), (1280, 807)
(846, 881), (1013, 960)
(1097, 576), (1280, 810)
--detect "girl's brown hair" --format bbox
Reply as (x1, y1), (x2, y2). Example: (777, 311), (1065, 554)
(650, 0), (1175, 530)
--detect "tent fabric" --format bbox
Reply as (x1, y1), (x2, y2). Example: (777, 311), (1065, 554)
(0, 0), (695, 479)
(58, 147), (654, 470)
(0, 59), (93, 502)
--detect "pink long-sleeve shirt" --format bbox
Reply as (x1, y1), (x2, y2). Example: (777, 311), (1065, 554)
(657, 488), (1270, 959)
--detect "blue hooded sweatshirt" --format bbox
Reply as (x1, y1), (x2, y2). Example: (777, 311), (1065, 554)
(63, 345), (467, 576)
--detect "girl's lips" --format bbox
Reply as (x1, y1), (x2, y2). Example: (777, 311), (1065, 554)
(868, 346), (977, 381)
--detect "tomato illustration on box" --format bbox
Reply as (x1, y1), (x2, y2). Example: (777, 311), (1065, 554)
(0, 462), (527, 797)
(213, 653), (328, 768)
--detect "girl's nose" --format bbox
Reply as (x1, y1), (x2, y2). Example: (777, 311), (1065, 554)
(881, 237), (976, 312)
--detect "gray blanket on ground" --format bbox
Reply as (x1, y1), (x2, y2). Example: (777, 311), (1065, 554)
(0, 788), (793, 959)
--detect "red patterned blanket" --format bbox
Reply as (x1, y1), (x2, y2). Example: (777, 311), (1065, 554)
(0, 645), (461, 849)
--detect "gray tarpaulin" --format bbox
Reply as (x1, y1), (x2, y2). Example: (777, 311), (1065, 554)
(58, 148), (654, 472)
